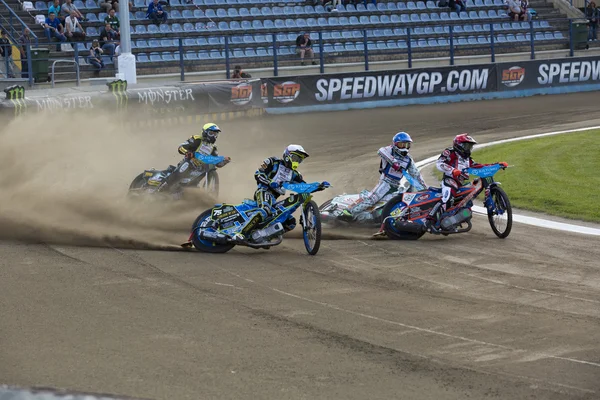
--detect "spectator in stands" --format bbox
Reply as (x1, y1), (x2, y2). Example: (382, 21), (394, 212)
(449, 0), (466, 13)
(18, 28), (32, 78)
(0, 30), (14, 78)
(88, 39), (105, 76)
(147, 0), (168, 25)
(232, 65), (251, 78)
(98, 23), (117, 59)
(43, 12), (67, 51)
(65, 10), (86, 42)
(104, 9), (121, 37)
(61, 0), (86, 22)
(100, 0), (118, 13)
(296, 32), (316, 66)
(506, 0), (528, 21)
(586, 1), (598, 41)
(48, 0), (65, 24)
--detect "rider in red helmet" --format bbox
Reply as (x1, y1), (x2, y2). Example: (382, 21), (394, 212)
(426, 134), (508, 227)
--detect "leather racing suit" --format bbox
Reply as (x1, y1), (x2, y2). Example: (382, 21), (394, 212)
(161, 134), (228, 192)
(344, 145), (427, 217)
(432, 147), (490, 213)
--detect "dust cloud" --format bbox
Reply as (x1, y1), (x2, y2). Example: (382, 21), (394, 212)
(0, 110), (379, 249)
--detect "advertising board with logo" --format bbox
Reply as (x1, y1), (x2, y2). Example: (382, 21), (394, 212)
(497, 56), (600, 91)
(263, 63), (497, 107)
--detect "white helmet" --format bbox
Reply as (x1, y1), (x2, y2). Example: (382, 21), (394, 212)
(283, 144), (309, 170)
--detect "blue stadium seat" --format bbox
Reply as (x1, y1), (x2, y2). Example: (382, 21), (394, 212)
(160, 24), (171, 33)
(283, 5), (294, 14)
(98, 12), (107, 20)
(356, 3), (366, 11)
(231, 35), (243, 44)
(216, 8), (227, 17)
(171, 23), (183, 33)
(245, 48), (258, 57)
(162, 51), (175, 61)
(272, 6), (283, 14)
(359, 15), (369, 24)
(254, 7), (264, 15)
(183, 38), (196, 46)
(170, 0), (181, 5)
(334, 42), (345, 52)
(535, 32), (545, 40)
(285, 18), (296, 28)
(210, 49), (223, 58)
(463, 25), (472, 32)
(185, 51), (199, 60)
(208, 37), (221, 45)
(149, 52), (161, 62)
(417, 1), (426, 9)
(467, 36), (477, 44)
(420, 13), (430, 22)
(459, 11), (469, 20)
(239, 7), (249, 16)
(148, 39), (160, 48)
(232, 49), (245, 58)
(183, 22), (194, 31)
(478, 10), (488, 18)
(315, 5), (325, 12)
(457, 37), (468, 45)
(554, 31), (564, 39)
(181, 9), (192, 18)
(380, 15), (391, 23)
(386, 39), (398, 48)
(73, 0), (84, 9)
(440, 12), (450, 21)
(136, 39), (149, 48)
(323, 43), (334, 52)
(85, 0), (96, 8)
(331, 31), (342, 39)
(198, 51), (209, 59)
(410, 14), (420, 22)
(474, 0), (484, 5)
(488, 10), (498, 17)
(438, 38), (449, 46)
(426, 0), (436, 8)
(227, 8), (238, 16)
(197, 37), (208, 45)
(469, 11), (479, 19)
(85, 12), (98, 21)
(505, 33), (516, 42)
(346, 4), (356, 11)
(502, 22), (512, 30)
(137, 53), (149, 63)
(338, 16), (349, 25)
(349, 16), (359, 25)
(428, 38), (438, 47)
(450, 12), (460, 20)
(160, 39), (174, 47)
(477, 36), (488, 44)
(413, 27), (424, 35)
(352, 30), (362, 38)
(294, 5), (304, 13)
(216, 0), (226, 5)
(205, 0), (215, 4)
(430, 13), (440, 21)
(243, 34), (254, 43)
(473, 24), (483, 32)
(396, 1), (406, 9)
(345, 42), (357, 51)
(147, 24), (159, 33)
(387, 2), (397, 10)
(407, 1), (417, 10)
(264, 19), (274, 28)
(218, 21), (229, 30)
(86, 27), (98, 36)
(275, 19), (285, 28)
(205, 9), (216, 17)
(252, 20), (264, 29)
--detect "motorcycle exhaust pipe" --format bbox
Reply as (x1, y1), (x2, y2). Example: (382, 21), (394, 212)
(199, 230), (229, 244)
(392, 220), (427, 234)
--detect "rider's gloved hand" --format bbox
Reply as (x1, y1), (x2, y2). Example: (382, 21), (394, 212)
(452, 169), (462, 179)
(392, 162), (401, 171)
(184, 151), (194, 160)
(269, 181), (280, 189)
(499, 162), (508, 168)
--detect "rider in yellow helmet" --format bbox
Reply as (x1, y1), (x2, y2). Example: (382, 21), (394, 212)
(160, 123), (230, 192)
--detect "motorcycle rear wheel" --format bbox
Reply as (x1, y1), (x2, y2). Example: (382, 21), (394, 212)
(381, 194), (426, 240)
(487, 186), (513, 238)
(191, 210), (235, 253)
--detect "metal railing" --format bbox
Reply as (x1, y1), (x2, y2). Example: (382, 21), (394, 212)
(0, 0), (39, 45)
(10, 16), (591, 85)
(51, 59), (80, 87)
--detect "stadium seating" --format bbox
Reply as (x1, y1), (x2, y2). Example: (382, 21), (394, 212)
(14, 0), (570, 78)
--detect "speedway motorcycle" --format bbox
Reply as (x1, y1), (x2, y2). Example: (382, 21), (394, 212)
(319, 181), (412, 225)
(128, 152), (226, 199)
(376, 163), (512, 240)
(183, 181), (331, 255)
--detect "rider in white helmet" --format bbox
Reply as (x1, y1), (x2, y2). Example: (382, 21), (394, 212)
(235, 144), (309, 241)
(341, 132), (428, 221)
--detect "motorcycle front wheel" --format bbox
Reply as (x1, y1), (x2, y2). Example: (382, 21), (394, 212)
(301, 200), (322, 255)
(487, 186), (513, 238)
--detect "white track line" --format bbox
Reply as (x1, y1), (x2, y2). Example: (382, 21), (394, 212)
(416, 127), (600, 236)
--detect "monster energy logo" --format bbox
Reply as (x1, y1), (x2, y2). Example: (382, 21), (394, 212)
(4, 85), (27, 117)
(107, 79), (128, 111)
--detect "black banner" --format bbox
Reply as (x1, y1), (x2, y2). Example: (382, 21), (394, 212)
(263, 63), (498, 108)
(0, 79), (264, 117)
(497, 56), (600, 91)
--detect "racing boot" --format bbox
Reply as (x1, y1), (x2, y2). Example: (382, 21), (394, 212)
(339, 209), (355, 222)
(425, 201), (443, 230)
(231, 212), (263, 243)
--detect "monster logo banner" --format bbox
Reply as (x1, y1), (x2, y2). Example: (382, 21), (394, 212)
(3, 85), (27, 117)
(107, 79), (128, 112)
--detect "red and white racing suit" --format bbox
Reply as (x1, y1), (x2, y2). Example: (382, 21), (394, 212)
(435, 147), (490, 209)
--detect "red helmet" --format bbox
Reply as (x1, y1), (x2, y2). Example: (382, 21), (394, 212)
(453, 134), (477, 158)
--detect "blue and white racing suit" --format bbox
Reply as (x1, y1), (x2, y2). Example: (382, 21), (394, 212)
(346, 145), (427, 215)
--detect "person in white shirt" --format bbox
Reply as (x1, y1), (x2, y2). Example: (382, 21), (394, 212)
(65, 11), (86, 41)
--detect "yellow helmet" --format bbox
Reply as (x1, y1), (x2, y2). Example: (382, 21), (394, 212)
(202, 123), (221, 143)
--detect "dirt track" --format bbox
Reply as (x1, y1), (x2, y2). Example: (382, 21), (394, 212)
(1, 92), (600, 400)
